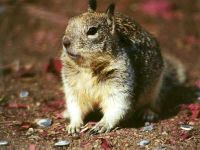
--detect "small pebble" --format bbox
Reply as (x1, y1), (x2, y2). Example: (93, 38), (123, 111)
(125, 143), (129, 147)
(54, 140), (70, 147)
(195, 91), (200, 101)
(36, 118), (52, 127)
(189, 121), (195, 125)
(0, 6), (6, 14)
(28, 135), (40, 140)
(161, 131), (168, 135)
(145, 122), (150, 126)
(0, 140), (8, 146)
(72, 133), (80, 139)
(19, 90), (29, 98)
(137, 139), (150, 147)
(142, 123), (154, 132)
(154, 146), (166, 150)
(180, 124), (193, 131)
(26, 128), (34, 135)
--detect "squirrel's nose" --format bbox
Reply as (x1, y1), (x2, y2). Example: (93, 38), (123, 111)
(63, 36), (71, 48)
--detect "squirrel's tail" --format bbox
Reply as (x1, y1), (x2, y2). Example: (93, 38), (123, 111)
(163, 54), (186, 86)
(160, 54), (200, 115)
(159, 54), (187, 113)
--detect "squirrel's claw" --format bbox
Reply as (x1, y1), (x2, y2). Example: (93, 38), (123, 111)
(89, 128), (99, 135)
(67, 123), (82, 134)
(89, 121), (112, 135)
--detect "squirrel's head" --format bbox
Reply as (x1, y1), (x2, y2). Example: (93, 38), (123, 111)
(62, 0), (116, 61)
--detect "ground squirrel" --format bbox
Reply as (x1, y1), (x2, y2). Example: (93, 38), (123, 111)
(61, 0), (185, 134)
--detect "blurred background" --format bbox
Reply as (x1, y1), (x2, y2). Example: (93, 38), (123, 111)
(0, 0), (199, 78)
(0, 0), (200, 149)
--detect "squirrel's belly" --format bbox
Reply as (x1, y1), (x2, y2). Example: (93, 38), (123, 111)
(68, 71), (112, 111)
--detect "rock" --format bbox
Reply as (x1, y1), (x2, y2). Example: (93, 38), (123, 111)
(195, 91), (200, 101)
(0, 140), (9, 146)
(180, 124), (193, 131)
(19, 90), (29, 98)
(145, 122), (150, 126)
(161, 131), (168, 135)
(26, 128), (34, 136)
(137, 139), (150, 147)
(54, 140), (70, 147)
(125, 143), (129, 147)
(28, 135), (40, 140)
(154, 145), (166, 150)
(197, 96), (200, 101)
(72, 133), (80, 139)
(0, 6), (6, 14)
(188, 121), (195, 125)
(36, 118), (52, 127)
(142, 122), (154, 132)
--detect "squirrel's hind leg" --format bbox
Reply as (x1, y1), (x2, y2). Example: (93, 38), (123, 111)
(136, 73), (164, 122)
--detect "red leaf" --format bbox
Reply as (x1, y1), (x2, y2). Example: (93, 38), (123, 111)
(140, 0), (173, 20)
(39, 130), (48, 137)
(53, 59), (62, 73)
(188, 104), (200, 119)
(179, 131), (191, 141)
(47, 99), (65, 109)
(44, 58), (62, 76)
(54, 112), (64, 119)
(194, 13), (200, 22)
(7, 102), (28, 109)
(20, 122), (32, 130)
(180, 104), (200, 119)
(80, 137), (98, 148)
(41, 99), (65, 112)
(100, 138), (112, 150)
(28, 144), (36, 150)
(195, 80), (200, 89)
(185, 36), (200, 46)
(41, 106), (54, 113)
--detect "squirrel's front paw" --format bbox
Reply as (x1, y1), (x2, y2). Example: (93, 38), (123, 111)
(142, 109), (159, 122)
(89, 120), (112, 135)
(62, 109), (70, 119)
(67, 122), (83, 134)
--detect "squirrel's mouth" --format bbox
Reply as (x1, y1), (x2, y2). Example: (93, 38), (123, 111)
(65, 49), (86, 66)
(67, 51), (80, 59)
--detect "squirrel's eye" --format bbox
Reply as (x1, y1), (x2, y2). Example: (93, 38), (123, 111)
(87, 27), (98, 35)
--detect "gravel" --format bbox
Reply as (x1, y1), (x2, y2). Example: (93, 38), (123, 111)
(36, 118), (52, 127)
(54, 140), (70, 147)
(0, 140), (9, 146)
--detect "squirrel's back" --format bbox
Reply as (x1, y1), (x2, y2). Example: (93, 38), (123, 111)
(115, 13), (158, 48)
(114, 13), (165, 102)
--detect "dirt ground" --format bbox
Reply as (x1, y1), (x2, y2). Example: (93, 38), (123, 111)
(0, 0), (200, 149)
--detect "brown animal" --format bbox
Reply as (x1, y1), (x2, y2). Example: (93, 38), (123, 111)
(61, 0), (185, 134)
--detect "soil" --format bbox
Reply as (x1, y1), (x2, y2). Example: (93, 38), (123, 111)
(0, 0), (200, 149)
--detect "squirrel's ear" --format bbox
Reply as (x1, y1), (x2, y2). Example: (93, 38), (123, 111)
(106, 3), (115, 17)
(106, 3), (115, 34)
(88, 0), (97, 12)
